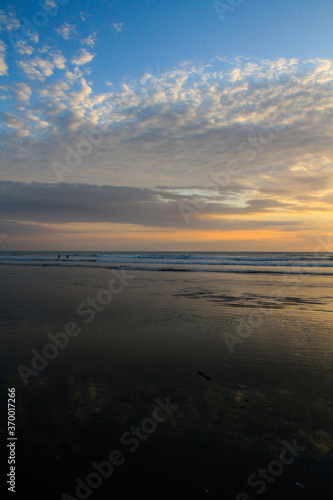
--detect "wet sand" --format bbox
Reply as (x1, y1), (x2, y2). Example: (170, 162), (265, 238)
(1, 265), (333, 499)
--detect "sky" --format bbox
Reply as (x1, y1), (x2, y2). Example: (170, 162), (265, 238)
(0, 0), (333, 251)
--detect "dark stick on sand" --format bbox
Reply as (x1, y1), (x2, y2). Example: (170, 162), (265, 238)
(198, 371), (211, 381)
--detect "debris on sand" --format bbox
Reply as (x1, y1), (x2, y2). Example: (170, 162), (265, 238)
(198, 371), (211, 381)
(81, 375), (97, 380)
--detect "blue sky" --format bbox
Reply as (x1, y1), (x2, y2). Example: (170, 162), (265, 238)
(3, 0), (333, 88)
(0, 0), (333, 250)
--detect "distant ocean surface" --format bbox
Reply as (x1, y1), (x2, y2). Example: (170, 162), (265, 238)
(1, 251), (333, 275)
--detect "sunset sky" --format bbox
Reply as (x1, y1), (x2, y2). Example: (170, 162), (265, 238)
(0, 0), (333, 250)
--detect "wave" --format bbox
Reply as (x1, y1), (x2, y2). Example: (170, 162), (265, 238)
(95, 258), (333, 267)
(0, 256), (97, 262)
(96, 253), (332, 262)
(0, 261), (333, 276)
(1, 252), (333, 276)
(96, 253), (195, 260)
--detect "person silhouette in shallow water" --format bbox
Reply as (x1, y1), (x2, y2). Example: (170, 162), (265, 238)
(58, 254), (60, 259)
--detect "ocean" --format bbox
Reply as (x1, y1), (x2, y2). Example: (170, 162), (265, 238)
(1, 250), (333, 275)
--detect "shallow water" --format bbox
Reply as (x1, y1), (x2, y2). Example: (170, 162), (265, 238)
(0, 265), (333, 499)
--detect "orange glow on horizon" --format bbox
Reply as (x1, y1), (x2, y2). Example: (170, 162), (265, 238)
(5, 220), (314, 251)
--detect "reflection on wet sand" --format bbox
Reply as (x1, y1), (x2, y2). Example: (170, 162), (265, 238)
(1, 266), (333, 498)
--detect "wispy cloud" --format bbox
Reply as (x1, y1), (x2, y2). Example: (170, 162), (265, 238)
(112, 22), (124, 33)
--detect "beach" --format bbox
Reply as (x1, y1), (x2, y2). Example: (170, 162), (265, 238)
(3, 2), (333, 497)
(1, 259), (333, 499)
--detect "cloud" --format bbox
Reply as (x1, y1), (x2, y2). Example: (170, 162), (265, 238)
(65, 67), (84, 83)
(0, 112), (26, 129)
(0, 181), (304, 234)
(0, 8), (20, 32)
(0, 40), (8, 75)
(112, 22), (124, 33)
(52, 53), (67, 70)
(13, 83), (32, 102)
(17, 60), (44, 81)
(1, 57), (333, 220)
(0, 181), (183, 229)
(34, 57), (54, 76)
(80, 33), (97, 47)
(38, 80), (69, 98)
(0, 8), (39, 54)
(15, 40), (34, 56)
(71, 48), (95, 66)
(17, 56), (55, 81)
(55, 22), (77, 40)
